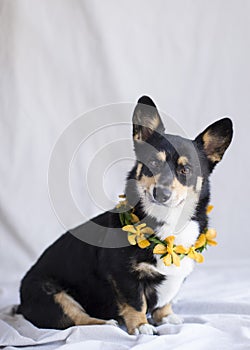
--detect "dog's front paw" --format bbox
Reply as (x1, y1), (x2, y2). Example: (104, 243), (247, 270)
(161, 314), (183, 325)
(105, 319), (118, 327)
(134, 323), (157, 335)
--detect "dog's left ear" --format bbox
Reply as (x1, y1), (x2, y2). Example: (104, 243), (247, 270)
(132, 95), (165, 142)
(195, 118), (233, 171)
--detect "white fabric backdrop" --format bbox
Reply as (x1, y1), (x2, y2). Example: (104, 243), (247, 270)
(1, 1), (250, 349)
(1, 0), (249, 280)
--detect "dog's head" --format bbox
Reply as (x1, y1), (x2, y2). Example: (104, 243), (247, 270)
(126, 96), (233, 228)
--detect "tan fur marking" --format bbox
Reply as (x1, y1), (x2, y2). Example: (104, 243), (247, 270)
(119, 295), (147, 334)
(157, 151), (166, 162)
(208, 153), (221, 162)
(148, 115), (160, 131)
(171, 177), (188, 197)
(134, 132), (142, 142)
(133, 114), (160, 142)
(139, 174), (160, 190)
(136, 163), (143, 178)
(203, 131), (223, 162)
(152, 303), (173, 324)
(54, 292), (108, 326)
(177, 156), (188, 166)
(133, 262), (160, 278)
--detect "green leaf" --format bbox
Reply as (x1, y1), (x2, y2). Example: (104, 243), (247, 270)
(124, 212), (133, 224)
(119, 213), (125, 226)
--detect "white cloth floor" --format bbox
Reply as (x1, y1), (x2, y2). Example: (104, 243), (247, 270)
(1, 260), (250, 350)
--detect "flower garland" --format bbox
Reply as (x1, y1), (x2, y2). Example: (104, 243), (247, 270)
(117, 195), (217, 267)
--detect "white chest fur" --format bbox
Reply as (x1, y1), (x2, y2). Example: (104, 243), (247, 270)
(154, 220), (200, 308)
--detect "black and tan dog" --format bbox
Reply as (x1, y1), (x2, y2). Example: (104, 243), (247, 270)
(17, 96), (233, 335)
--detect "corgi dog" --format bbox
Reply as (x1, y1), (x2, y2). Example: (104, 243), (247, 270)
(17, 96), (233, 335)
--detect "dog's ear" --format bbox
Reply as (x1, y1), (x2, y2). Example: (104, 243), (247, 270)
(195, 118), (233, 171)
(132, 96), (165, 142)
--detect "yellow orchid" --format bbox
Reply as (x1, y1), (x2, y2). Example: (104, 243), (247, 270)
(172, 237), (205, 264)
(194, 229), (217, 248)
(186, 246), (204, 263)
(116, 199), (128, 209)
(205, 228), (217, 246)
(185, 233), (206, 262)
(194, 233), (207, 249)
(153, 236), (186, 267)
(122, 223), (154, 248)
(130, 213), (140, 223)
(206, 205), (214, 214)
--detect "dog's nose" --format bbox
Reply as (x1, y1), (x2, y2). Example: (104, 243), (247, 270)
(153, 187), (172, 203)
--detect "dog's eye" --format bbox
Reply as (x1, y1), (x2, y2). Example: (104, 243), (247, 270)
(179, 166), (191, 175)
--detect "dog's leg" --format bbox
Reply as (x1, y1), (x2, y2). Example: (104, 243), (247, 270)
(152, 303), (183, 325)
(118, 294), (157, 335)
(54, 291), (117, 327)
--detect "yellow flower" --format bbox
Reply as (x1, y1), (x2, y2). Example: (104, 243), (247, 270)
(194, 229), (217, 248)
(206, 205), (214, 214)
(205, 228), (217, 246)
(194, 234), (206, 249)
(153, 236), (184, 267)
(186, 247), (204, 263)
(122, 223), (154, 249)
(175, 237), (205, 264)
(116, 199), (128, 209)
(181, 229), (217, 263)
(130, 213), (140, 223)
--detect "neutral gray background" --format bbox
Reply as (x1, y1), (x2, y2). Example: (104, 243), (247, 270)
(0, 0), (249, 282)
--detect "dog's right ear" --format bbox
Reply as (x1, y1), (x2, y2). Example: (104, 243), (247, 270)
(195, 118), (233, 172)
(132, 96), (165, 143)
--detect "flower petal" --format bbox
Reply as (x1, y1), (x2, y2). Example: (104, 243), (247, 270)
(163, 254), (172, 266)
(122, 225), (137, 234)
(136, 223), (147, 230)
(137, 238), (151, 249)
(188, 249), (196, 260)
(207, 239), (218, 246)
(172, 252), (180, 267)
(175, 245), (188, 254)
(165, 235), (175, 247)
(206, 228), (217, 240)
(194, 234), (206, 249)
(130, 213), (140, 223)
(127, 234), (137, 245)
(153, 244), (167, 255)
(194, 252), (204, 263)
(206, 205), (214, 214)
(141, 226), (154, 235)
(117, 200), (128, 208)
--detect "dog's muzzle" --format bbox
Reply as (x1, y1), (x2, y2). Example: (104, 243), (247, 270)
(153, 186), (172, 204)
